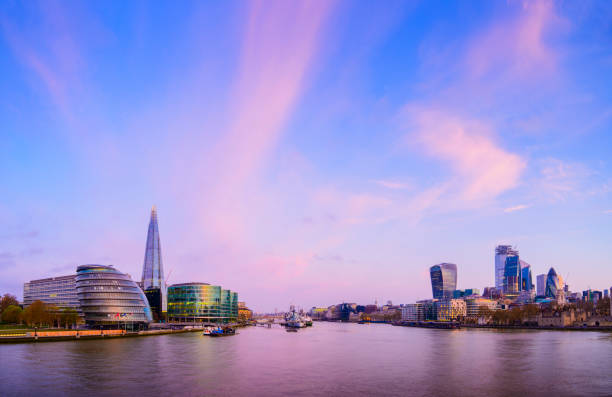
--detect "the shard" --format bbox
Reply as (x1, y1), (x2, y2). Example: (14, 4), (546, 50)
(141, 206), (166, 313)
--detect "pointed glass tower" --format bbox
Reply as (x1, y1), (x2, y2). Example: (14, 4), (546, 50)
(141, 206), (166, 312)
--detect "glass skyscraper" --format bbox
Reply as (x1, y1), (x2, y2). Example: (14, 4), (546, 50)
(536, 274), (546, 296)
(520, 261), (533, 291)
(495, 245), (518, 289)
(430, 263), (457, 300)
(141, 206), (166, 314)
(545, 267), (560, 298)
(503, 255), (521, 295)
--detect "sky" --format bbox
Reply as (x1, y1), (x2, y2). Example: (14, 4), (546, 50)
(1, 0), (611, 312)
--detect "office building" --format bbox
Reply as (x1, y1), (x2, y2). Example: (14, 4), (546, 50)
(495, 245), (518, 289)
(503, 255), (521, 295)
(167, 283), (238, 323)
(464, 297), (497, 318)
(141, 206), (167, 317)
(520, 261), (533, 291)
(430, 263), (457, 300)
(435, 299), (466, 321)
(76, 264), (152, 328)
(536, 274), (546, 296)
(23, 274), (80, 310)
(545, 267), (560, 298)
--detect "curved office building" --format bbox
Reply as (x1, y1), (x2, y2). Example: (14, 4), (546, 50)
(167, 283), (238, 323)
(430, 263), (457, 300)
(545, 267), (560, 298)
(76, 264), (152, 328)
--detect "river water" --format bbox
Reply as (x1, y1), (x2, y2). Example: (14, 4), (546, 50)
(1, 322), (612, 396)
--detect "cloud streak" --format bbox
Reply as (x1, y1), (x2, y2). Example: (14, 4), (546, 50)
(406, 108), (526, 202)
(504, 204), (530, 213)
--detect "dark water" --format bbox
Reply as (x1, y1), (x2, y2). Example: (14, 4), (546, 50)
(1, 322), (612, 396)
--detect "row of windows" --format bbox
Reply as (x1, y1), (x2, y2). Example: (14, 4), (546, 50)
(77, 286), (140, 292)
(81, 306), (148, 313)
(78, 299), (145, 306)
(78, 291), (140, 299)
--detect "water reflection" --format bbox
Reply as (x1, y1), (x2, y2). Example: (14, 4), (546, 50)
(1, 323), (611, 396)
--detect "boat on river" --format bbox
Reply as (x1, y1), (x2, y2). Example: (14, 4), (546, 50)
(204, 327), (236, 337)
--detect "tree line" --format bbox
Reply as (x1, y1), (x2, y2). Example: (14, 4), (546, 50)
(1, 293), (81, 328)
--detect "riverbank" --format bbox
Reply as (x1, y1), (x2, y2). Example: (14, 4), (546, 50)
(0, 326), (214, 344)
(394, 321), (612, 331)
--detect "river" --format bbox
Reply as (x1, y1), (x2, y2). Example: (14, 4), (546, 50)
(1, 322), (611, 396)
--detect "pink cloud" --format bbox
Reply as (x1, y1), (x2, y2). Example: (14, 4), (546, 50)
(407, 108), (526, 201)
(466, 0), (566, 80)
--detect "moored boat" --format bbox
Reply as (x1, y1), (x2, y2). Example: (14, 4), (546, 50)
(205, 327), (236, 337)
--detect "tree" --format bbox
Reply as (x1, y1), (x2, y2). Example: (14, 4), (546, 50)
(60, 308), (79, 328)
(45, 305), (60, 328)
(23, 300), (47, 327)
(1, 305), (23, 324)
(0, 293), (19, 315)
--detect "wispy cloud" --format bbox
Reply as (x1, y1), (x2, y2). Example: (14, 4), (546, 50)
(405, 107), (526, 202)
(373, 179), (412, 190)
(504, 204), (530, 213)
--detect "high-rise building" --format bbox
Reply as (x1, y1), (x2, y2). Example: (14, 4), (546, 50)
(430, 263), (457, 300)
(503, 255), (521, 295)
(545, 267), (560, 298)
(495, 245), (518, 289)
(141, 206), (166, 315)
(520, 261), (533, 291)
(23, 275), (80, 311)
(536, 274), (546, 296)
(76, 264), (152, 328)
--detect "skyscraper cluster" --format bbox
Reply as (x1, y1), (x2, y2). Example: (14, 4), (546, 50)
(20, 206), (239, 328)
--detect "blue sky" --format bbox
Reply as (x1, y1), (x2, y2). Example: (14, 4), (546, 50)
(1, 0), (611, 311)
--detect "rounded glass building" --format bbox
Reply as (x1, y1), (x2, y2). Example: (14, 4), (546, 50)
(76, 264), (152, 328)
(167, 283), (238, 323)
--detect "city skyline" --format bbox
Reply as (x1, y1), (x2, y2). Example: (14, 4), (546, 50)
(1, 1), (611, 311)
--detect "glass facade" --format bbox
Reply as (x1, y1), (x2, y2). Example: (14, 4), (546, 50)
(536, 274), (546, 296)
(430, 263), (457, 300)
(495, 245), (518, 289)
(23, 275), (80, 311)
(76, 264), (152, 327)
(503, 255), (521, 295)
(167, 283), (238, 323)
(435, 299), (466, 321)
(141, 206), (166, 312)
(545, 267), (560, 298)
(520, 261), (533, 291)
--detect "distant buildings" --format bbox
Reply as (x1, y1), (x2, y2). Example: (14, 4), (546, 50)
(430, 263), (457, 300)
(536, 274), (546, 296)
(238, 301), (253, 322)
(503, 255), (521, 295)
(167, 283), (238, 323)
(545, 267), (561, 298)
(76, 264), (152, 328)
(495, 245), (518, 289)
(520, 261), (533, 292)
(141, 206), (166, 319)
(23, 275), (80, 311)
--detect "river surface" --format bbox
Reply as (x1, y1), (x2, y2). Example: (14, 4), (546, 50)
(1, 322), (612, 396)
